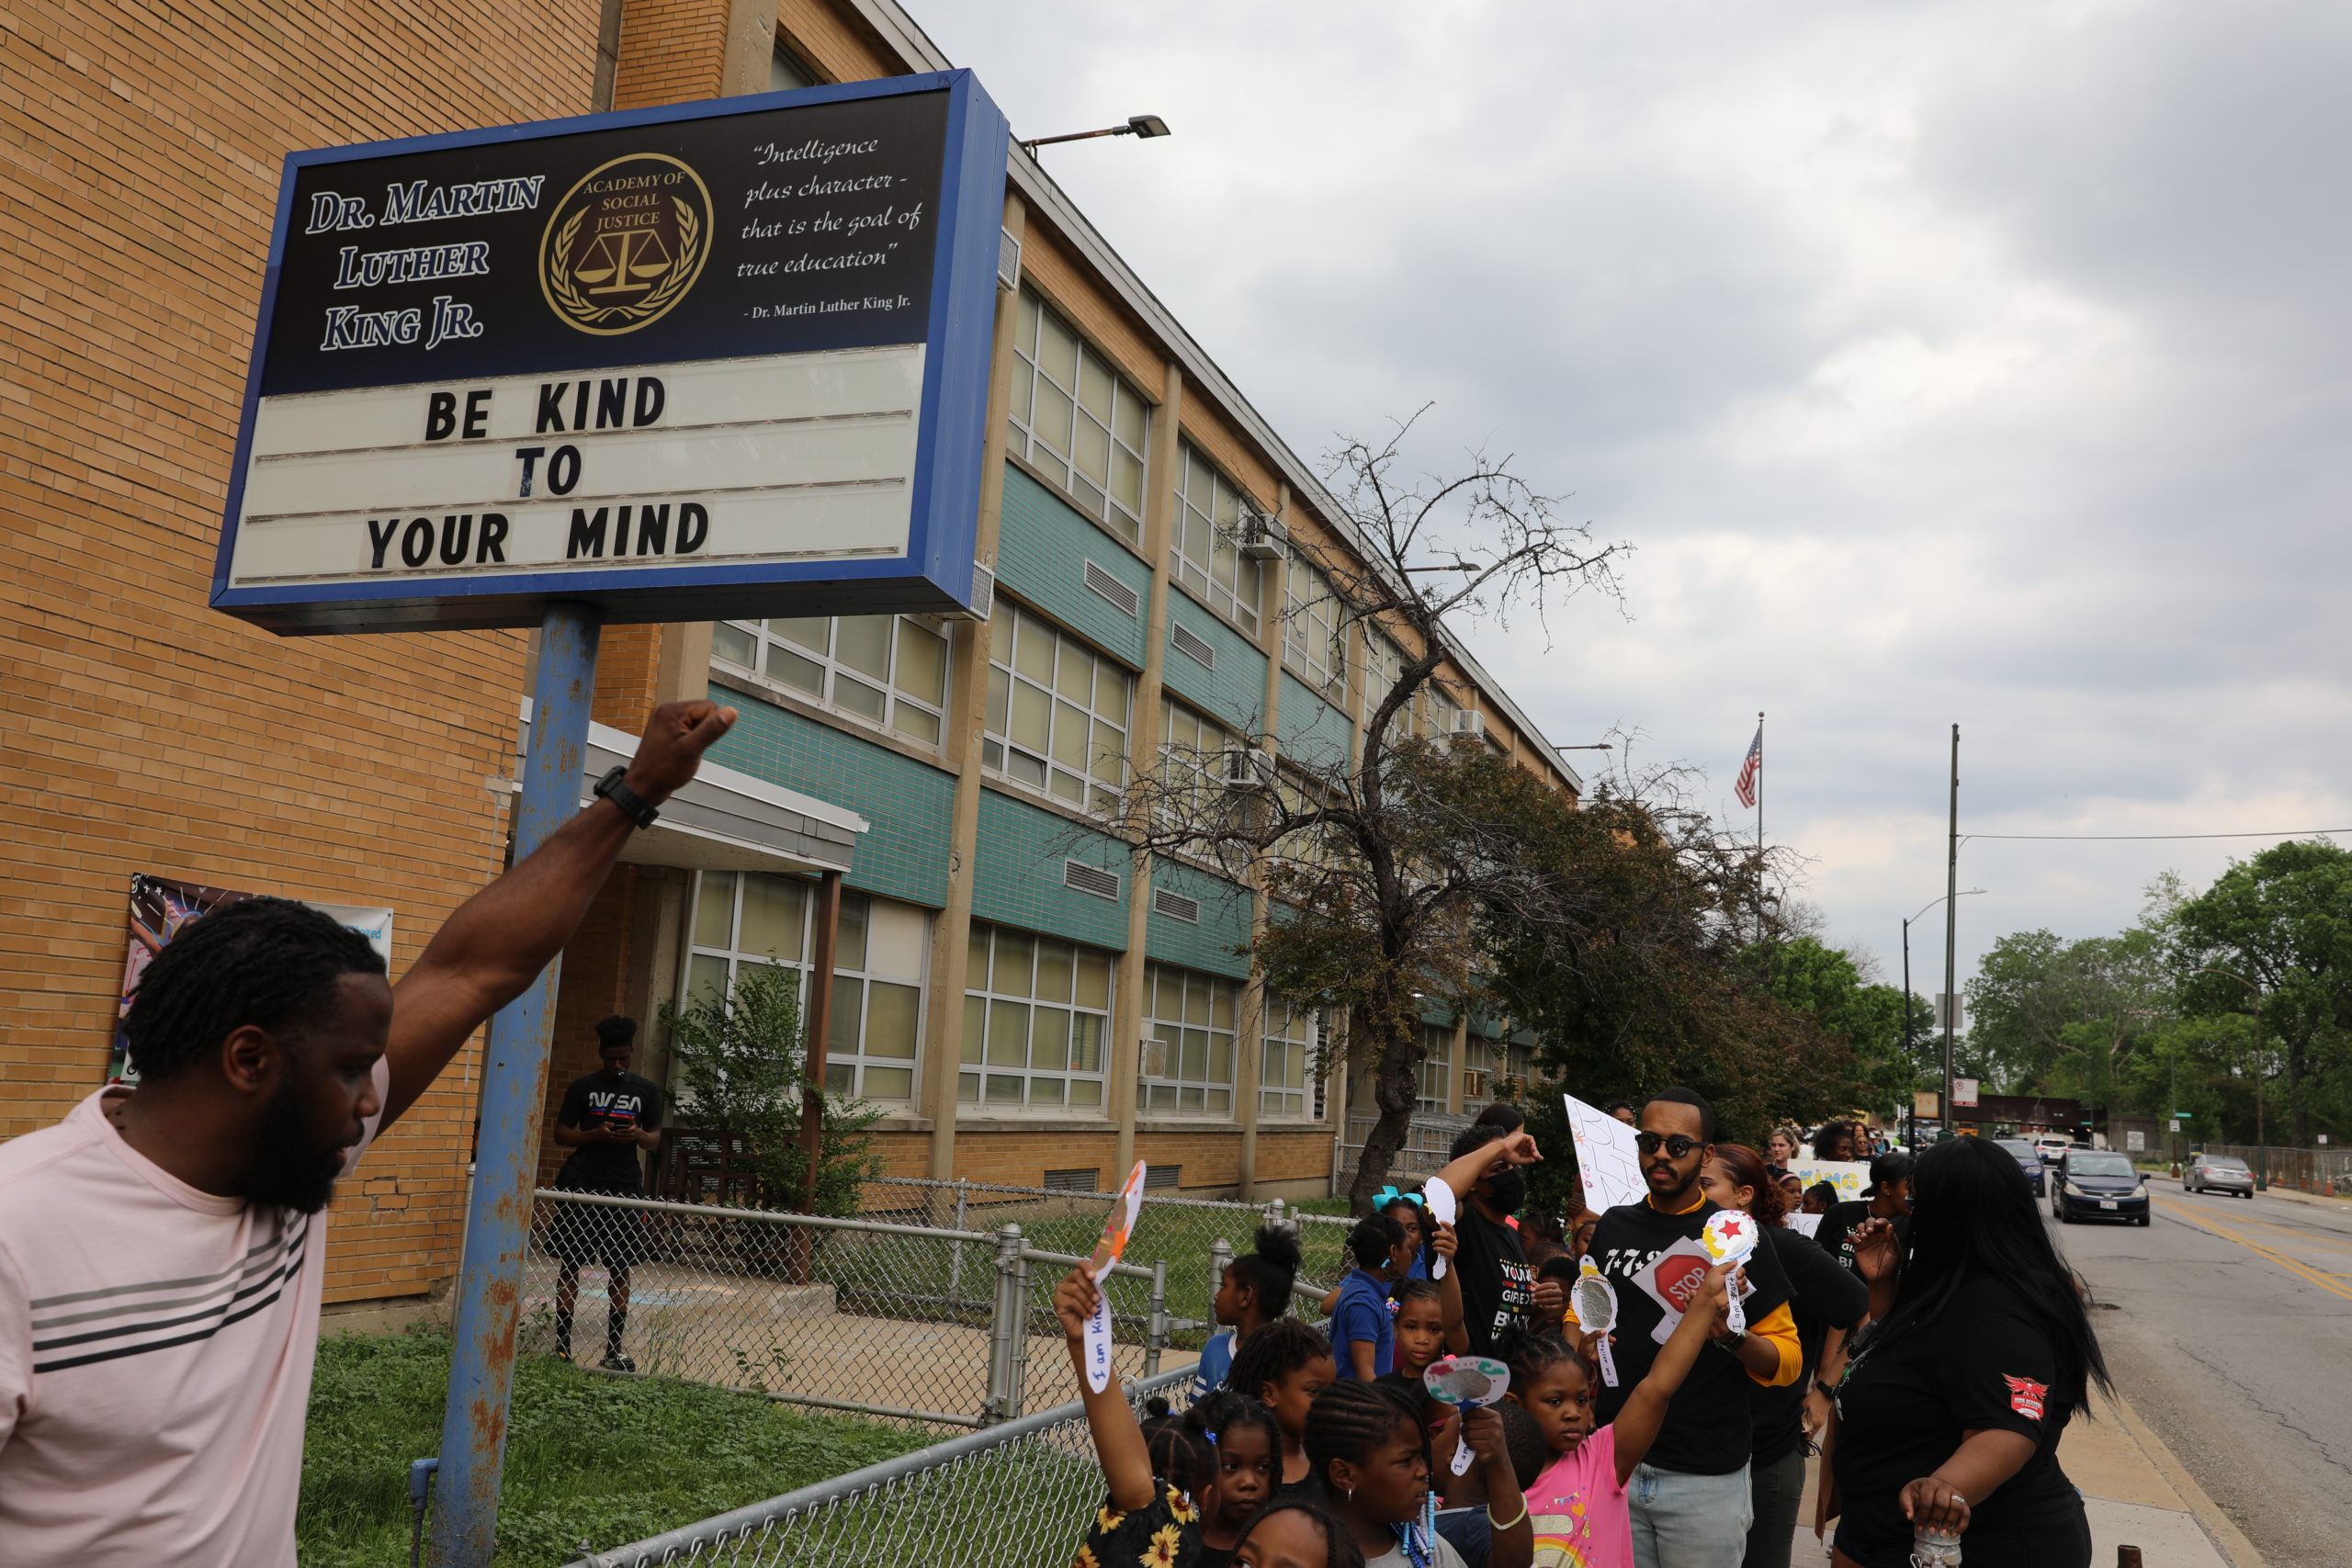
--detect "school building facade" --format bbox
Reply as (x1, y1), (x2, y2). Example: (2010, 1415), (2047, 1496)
(0, 0), (1580, 1312)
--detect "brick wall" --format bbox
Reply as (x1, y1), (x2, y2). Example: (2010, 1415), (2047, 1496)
(0, 0), (612, 1304)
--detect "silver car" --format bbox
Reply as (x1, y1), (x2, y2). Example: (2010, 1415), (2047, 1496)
(2184, 1154), (2255, 1199)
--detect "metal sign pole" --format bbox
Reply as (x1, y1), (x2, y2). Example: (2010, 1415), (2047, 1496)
(428, 601), (602, 1567)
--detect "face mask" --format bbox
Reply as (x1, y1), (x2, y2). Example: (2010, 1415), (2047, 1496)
(1487, 1168), (1529, 1215)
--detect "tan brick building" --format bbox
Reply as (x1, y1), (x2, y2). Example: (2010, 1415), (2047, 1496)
(2, 0), (1580, 1312)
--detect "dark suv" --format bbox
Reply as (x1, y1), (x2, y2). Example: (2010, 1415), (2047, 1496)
(1995, 1137), (2047, 1196)
(2052, 1149), (2150, 1225)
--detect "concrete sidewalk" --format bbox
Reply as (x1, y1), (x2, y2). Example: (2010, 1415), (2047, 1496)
(1792, 1382), (2265, 1566)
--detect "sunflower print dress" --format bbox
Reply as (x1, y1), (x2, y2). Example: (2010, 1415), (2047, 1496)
(1074, 1482), (1207, 1568)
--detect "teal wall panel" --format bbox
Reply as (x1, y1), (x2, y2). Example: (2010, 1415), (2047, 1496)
(1277, 673), (1355, 773)
(706, 689), (955, 908)
(998, 464), (1149, 668)
(1144, 856), (1252, 979)
(1161, 593), (1269, 734)
(971, 786), (1134, 951)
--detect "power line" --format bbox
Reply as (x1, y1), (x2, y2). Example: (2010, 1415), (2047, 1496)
(1964, 827), (2352, 843)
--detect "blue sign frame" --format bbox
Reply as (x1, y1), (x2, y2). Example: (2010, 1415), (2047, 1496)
(211, 71), (1008, 635)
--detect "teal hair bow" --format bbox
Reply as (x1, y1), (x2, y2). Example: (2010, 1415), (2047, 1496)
(1373, 1184), (1426, 1211)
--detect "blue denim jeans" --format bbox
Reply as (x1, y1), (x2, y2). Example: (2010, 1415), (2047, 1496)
(1629, 1460), (1756, 1568)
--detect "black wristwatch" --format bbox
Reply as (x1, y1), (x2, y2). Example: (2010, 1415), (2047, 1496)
(1815, 1379), (1838, 1399)
(594, 765), (661, 830)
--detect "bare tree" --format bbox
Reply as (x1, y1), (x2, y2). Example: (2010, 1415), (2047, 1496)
(1119, 414), (1628, 1203)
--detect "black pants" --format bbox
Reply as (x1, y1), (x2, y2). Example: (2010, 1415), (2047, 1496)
(1743, 1445), (1806, 1568)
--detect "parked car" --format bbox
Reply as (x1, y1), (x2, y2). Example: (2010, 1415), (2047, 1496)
(2034, 1134), (2074, 1166)
(2184, 1154), (2256, 1199)
(1994, 1137), (2048, 1195)
(2052, 1149), (2151, 1225)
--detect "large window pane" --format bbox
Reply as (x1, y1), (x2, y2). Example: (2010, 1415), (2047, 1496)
(960, 922), (1114, 1112)
(1140, 964), (1238, 1118)
(711, 614), (951, 745)
(1007, 288), (1149, 539)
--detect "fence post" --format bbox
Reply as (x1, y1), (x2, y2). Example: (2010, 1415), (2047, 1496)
(1207, 1237), (1231, 1305)
(1145, 1259), (1168, 1377)
(947, 1179), (971, 1306)
(983, 1222), (1026, 1424)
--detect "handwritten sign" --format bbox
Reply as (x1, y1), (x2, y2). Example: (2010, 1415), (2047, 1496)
(1566, 1093), (1645, 1212)
(1081, 1160), (1148, 1393)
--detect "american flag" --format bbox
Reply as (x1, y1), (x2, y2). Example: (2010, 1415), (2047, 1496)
(1734, 725), (1762, 809)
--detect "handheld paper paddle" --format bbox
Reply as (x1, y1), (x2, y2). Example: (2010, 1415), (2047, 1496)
(1081, 1160), (1148, 1393)
(1423, 1177), (1457, 1280)
(1424, 1355), (1511, 1473)
(1570, 1256), (1621, 1387)
(1700, 1209), (1758, 1335)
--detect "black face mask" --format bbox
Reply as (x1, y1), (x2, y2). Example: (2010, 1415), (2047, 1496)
(1486, 1168), (1529, 1216)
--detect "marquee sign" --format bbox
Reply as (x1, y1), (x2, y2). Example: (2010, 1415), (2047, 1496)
(212, 72), (1007, 634)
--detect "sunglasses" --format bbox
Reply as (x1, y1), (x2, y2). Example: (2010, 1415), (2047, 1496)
(1634, 1132), (1702, 1158)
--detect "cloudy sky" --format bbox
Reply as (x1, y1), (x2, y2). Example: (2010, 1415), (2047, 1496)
(912, 0), (2352, 988)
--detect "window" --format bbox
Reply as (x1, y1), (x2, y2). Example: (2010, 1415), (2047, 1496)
(1463, 1038), (1500, 1107)
(1173, 444), (1265, 635)
(1505, 1041), (1536, 1085)
(685, 872), (928, 1104)
(960, 922), (1114, 1110)
(1363, 632), (1415, 738)
(983, 601), (1131, 812)
(1283, 559), (1348, 701)
(769, 47), (817, 91)
(1416, 1022), (1453, 1113)
(713, 615), (952, 745)
(1159, 697), (1238, 824)
(1425, 677), (1464, 741)
(1141, 964), (1238, 1115)
(1261, 1002), (1317, 1119)
(1007, 288), (1149, 541)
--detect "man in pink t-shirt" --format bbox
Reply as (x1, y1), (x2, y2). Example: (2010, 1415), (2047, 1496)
(0, 698), (736, 1567)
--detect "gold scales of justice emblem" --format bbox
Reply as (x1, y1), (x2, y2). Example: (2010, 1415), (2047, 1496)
(539, 152), (715, 334)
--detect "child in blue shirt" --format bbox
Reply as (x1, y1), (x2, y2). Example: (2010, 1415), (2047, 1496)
(1332, 1213), (1403, 1380)
(1192, 1223), (1303, 1400)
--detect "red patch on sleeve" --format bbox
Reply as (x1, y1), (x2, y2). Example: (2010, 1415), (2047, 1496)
(2003, 1374), (2049, 1421)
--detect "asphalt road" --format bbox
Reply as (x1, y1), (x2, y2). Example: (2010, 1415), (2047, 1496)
(2050, 1178), (2352, 1568)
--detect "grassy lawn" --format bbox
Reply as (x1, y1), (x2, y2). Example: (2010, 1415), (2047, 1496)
(301, 1327), (928, 1567)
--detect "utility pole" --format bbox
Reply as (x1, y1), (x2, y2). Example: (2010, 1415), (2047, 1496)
(1942, 723), (1961, 1138)
(1902, 915), (1915, 1146)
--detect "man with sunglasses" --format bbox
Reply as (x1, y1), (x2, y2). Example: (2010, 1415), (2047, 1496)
(1586, 1089), (1804, 1568)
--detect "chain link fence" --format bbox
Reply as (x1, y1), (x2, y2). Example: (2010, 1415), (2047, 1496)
(2197, 1143), (2352, 1194)
(521, 1190), (1168, 1427)
(563, 1364), (1193, 1568)
(1333, 1109), (1474, 1195)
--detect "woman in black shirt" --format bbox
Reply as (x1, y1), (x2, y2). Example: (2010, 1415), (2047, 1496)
(1831, 1136), (2109, 1568)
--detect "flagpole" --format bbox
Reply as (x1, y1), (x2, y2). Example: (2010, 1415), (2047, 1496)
(1756, 711), (1765, 942)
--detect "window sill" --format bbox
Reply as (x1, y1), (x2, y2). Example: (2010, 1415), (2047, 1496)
(1005, 452), (1152, 565)
(1135, 1117), (1245, 1134)
(1167, 576), (1271, 656)
(866, 1113), (935, 1133)
(977, 774), (1135, 842)
(951, 1112), (1115, 1133)
(710, 666), (958, 774)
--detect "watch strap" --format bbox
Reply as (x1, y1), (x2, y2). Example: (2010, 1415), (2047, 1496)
(594, 765), (660, 830)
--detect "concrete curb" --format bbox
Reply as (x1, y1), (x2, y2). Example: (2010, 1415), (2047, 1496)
(2101, 1381), (2270, 1568)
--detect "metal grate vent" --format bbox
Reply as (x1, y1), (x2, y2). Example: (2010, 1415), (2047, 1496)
(1144, 1164), (1182, 1191)
(944, 562), (995, 622)
(1043, 1167), (1101, 1193)
(1062, 858), (1123, 900)
(1152, 887), (1202, 923)
(1083, 558), (1140, 618)
(998, 227), (1023, 291)
(1170, 622), (1216, 669)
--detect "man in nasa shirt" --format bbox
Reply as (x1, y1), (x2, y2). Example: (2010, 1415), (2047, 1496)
(548, 1015), (663, 1368)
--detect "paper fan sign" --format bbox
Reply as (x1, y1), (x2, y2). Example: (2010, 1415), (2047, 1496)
(1081, 1160), (1148, 1393)
(1424, 1355), (1511, 1473)
(1423, 1176), (1458, 1280)
(1570, 1256), (1621, 1387)
(1701, 1209), (1758, 1335)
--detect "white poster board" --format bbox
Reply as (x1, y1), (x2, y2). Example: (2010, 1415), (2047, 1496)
(1788, 1159), (1870, 1204)
(1565, 1093), (1645, 1212)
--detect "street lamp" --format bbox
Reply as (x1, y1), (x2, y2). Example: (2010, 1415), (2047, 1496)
(1020, 115), (1171, 153)
(1904, 888), (1984, 1144)
(1555, 743), (1614, 751)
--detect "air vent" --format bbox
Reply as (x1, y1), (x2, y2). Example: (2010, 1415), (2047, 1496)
(1144, 1164), (1182, 1191)
(944, 562), (995, 622)
(1043, 1167), (1101, 1193)
(1170, 622), (1216, 670)
(1449, 710), (1487, 739)
(998, 227), (1023, 292)
(1153, 887), (1202, 924)
(1083, 558), (1140, 618)
(1062, 858), (1123, 900)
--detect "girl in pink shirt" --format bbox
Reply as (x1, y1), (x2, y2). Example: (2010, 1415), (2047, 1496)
(1499, 1262), (1731, 1567)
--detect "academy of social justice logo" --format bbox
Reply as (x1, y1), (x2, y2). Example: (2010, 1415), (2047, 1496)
(540, 153), (714, 334)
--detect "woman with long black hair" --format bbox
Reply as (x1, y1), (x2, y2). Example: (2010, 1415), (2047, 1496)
(1830, 1135), (2109, 1568)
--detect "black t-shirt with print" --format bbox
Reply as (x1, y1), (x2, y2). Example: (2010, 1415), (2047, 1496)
(555, 1069), (663, 1190)
(1814, 1200), (1910, 1280)
(1589, 1196), (1793, 1477)
(1832, 1277), (2088, 1568)
(1452, 1201), (1535, 1355)
(1750, 1223), (1867, 1466)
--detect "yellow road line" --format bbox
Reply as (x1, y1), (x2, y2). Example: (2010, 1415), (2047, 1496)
(2156, 1198), (2352, 1306)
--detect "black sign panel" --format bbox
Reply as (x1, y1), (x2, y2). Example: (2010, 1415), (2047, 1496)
(263, 90), (949, 395)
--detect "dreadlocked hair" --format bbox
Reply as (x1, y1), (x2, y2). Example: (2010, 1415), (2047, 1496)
(1232, 1495), (1368, 1568)
(1227, 1222), (1303, 1320)
(1184, 1386), (1282, 1459)
(1303, 1379), (1422, 1493)
(124, 897), (386, 1082)
(1227, 1316), (1331, 1409)
(1710, 1143), (1789, 1228)
(1137, 1400), (1209, 1498)
(1493, 1323), (1587, 1394)
(1344, 1213), (1402, 1272)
